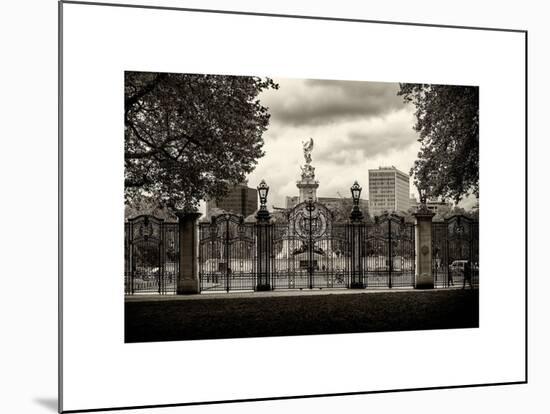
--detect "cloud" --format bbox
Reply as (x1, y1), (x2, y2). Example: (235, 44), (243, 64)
(315, 107), (418, 164)
(248, 77), (421, 209)
(262, 78), (405, 127)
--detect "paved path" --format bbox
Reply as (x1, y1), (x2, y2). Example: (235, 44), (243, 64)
(125, 289), (479, 342)
(125, 286), (473, 302)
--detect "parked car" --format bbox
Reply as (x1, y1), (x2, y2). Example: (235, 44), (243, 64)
(449, 260), (469, 273)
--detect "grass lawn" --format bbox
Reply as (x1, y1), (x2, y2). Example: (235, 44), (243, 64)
(125, 289), (478, 343)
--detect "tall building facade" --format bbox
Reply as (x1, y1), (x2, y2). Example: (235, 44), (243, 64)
(205, 183), (258, 219)
(368, 166), (411, 217)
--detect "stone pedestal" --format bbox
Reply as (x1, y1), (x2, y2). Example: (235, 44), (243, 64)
(297, 178), (319, 203)
(176, 211), (202, 294)
(414, 209), (435, 289)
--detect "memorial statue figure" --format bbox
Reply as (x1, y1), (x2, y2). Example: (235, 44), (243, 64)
(300, 164), (315, 179)
(302, 138), (314, 165)
(300, 138), (315, 179)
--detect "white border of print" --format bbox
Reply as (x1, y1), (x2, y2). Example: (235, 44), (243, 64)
(60, 2), (526, 412)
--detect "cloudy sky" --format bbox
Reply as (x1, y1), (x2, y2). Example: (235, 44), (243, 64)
(245, 77), (421, 209)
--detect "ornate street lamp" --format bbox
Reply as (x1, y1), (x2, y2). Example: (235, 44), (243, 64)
(351, 180), (361, 201)
(415, 184), (432, 215)
(349, 181), (364, 288)
(349, 180), (364, 222)
(255, 179), (271, 291)
(255, 179), (271, 221)
(258, 179), (269, 204)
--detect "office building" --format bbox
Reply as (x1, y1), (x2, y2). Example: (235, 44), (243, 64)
(205, 182), (258, 219)
(368, 166), (411, 216)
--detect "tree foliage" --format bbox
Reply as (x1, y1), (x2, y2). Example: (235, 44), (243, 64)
(329, 198), (372, 223)
(398, 83), (479, 204)
(125, 71), (278, 211)
(124, 198), (177, 222)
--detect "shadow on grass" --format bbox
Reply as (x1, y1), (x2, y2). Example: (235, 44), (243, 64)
(125, 289), (478, 343)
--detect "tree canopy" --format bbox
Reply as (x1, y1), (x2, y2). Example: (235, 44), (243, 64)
(398, 83), (479, 204)
(124, 198), (177, 222)
(328, 198), (373, 223)
(125, 71), (278, 211)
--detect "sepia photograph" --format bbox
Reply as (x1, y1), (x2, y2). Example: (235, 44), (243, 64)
(123, 71), (480, 342)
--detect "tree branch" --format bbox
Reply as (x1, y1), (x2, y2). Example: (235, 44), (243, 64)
(125, 73), (166, 110)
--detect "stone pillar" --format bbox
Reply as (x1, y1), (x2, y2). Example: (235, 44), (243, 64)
(413, 209), (435, 289)
(176, 211), (202, 294)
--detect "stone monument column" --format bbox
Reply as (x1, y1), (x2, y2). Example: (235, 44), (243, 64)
(413, 206), (436, 289)
(176, 210), (202, 294)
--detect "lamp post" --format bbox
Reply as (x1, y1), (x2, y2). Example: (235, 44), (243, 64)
(349, 180), (364, 222)
(416, 184), (431, 215)
(256, 179), (271, 222)
(255, 179), (271, 291)
(305, 197), (315, 289)
(349, 181), (365, 288)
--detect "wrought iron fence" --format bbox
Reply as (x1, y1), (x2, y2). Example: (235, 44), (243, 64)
(125, 216), (179, 295)
(198, 214), (256, 292)
(272, 228), (348, 287)
(198, 207), (416, 292)
(432, 216), (479, 288)
(271, 202), (350, 290)
(364, 214), (416, 289)
(125, 211), (478, 295)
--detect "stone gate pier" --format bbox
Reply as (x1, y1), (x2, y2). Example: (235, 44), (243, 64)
(414, 207), (436, 289)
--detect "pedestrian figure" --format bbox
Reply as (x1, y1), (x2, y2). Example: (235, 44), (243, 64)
(448, 262), (454, 287)
(462, 260), (473, 289)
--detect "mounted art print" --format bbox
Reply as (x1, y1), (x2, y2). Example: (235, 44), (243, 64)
(59, 2), (526, 411)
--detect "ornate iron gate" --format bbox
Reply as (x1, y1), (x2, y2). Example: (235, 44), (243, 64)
(272, 201), (349, 289)
(432, 220), (448, 287)
(364, 213), (416, 288)
(432, 215), (479, 288)
(124, 215), (179, 295)
(198, 213), (256, 292)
